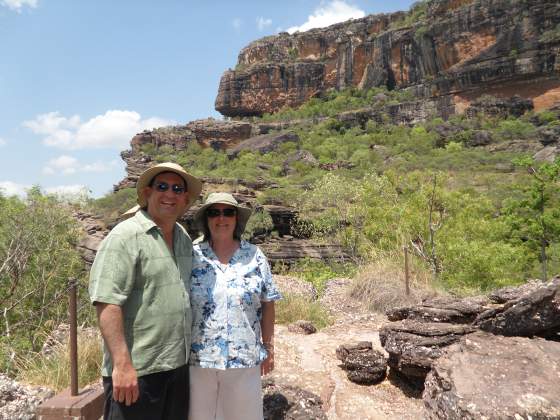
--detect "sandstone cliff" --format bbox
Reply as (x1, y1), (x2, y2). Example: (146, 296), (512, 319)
(215, 0), (560, 117)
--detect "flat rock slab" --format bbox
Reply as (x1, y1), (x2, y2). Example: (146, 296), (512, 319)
(379, 320), (474, 382)
(423, 331), (560, 419)
(476, 278), (560, 337)
(387, 296), (490, 324)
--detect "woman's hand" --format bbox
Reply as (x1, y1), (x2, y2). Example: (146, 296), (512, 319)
(261, 344), (274, 375)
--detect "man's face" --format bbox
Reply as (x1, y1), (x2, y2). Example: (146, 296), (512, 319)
(143, 172), (189, 223)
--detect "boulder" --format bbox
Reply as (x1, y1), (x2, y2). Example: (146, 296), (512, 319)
(475, 278), (560, 338)
(262, 378), (327, 420)
(288, 320), (317, 335)
(538, 124), (560, 146)
(227, 131), (300, 159)
(467, 130), (493, 147)
(423, 332), (560, 419)
(386, 296), (490, 324)
(488, 279), (545, 303)
(336, 342), (387, 385)
(379, 320), (474, 383)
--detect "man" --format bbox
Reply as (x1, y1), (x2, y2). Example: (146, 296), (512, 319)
(89, 162), (202, 420)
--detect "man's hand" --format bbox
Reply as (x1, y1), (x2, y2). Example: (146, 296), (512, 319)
(96, 303), (139, 406)
(112, 362), (139, 406)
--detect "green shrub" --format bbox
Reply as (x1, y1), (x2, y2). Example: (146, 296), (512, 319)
(275, 294), (332, 329)
(0, 190), (87, 373)
(496, 118), (536, 140)
(289, 258), (356, 295)
(87, 188), (136, 225)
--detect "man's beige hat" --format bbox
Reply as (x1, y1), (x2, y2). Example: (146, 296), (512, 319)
(123, 162), (202, 217)
(193, 192), (252, 235)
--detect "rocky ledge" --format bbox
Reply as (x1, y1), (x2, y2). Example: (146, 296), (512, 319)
(216, 0), (560, 117)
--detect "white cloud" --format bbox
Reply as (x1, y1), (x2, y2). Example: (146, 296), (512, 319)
(0, 181), (31, 197)
(24, 110), (174, 150)
(43, 155), (118, 176)
(1, 0), (37, 12)
(0, 138), (6, 147)
(257, 17), (272, 31)
(43, 155), (78, 175)
(232, 18), (242, 31)
(287, 0), (365, 34)
(45, 185), (91, 203)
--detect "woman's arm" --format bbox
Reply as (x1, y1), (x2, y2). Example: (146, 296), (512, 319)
(260, 301), (275, 375)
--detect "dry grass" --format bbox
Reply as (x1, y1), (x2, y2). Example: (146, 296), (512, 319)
(348, 256), (440, 314)
(16, 333), (103, 392)
(275, 293), (333, 329)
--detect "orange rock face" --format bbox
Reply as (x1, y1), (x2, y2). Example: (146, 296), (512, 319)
(215, 0), (560, 117)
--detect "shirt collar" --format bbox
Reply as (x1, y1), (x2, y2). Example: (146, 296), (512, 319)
(134, 209), (159, 233)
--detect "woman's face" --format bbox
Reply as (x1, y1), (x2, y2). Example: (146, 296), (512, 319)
(206, 203), (237, 240)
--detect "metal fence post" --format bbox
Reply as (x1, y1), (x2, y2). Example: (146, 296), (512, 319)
(404, 246), (410, 296)
(69, 278), (78, 396)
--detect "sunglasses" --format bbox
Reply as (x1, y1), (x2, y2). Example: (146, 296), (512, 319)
(206, 208), (237, 218)
(152, 181), (186, 194)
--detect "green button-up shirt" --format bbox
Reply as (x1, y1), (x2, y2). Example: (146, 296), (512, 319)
(89, 210), (192, 377)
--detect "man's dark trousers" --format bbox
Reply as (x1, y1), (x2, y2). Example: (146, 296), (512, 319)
(103, 364), (189, 420)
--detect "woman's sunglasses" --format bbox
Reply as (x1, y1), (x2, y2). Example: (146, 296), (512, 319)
(152, 181), (186, 194)
(206, 208), (237, 218)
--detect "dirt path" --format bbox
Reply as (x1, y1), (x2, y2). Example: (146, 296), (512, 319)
(269, 279), (424, 419)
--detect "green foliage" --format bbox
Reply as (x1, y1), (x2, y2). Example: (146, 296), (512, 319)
(260, 87), (416, 122)
(502, 157), (560, 280)
(496, 118), (536, 140)
(540, 24), (560, 43)
(0, 191), (87, 374)
(243, 208), (274, 240)
(287, 47), (298, 60)
(275, 294), (332, 329)
(297, 170), (529, 293)
(390, 0), (429, 29)
(87, 188), (136, 225)
(536, 110), (558, 125)
(289, 258), (356, 295)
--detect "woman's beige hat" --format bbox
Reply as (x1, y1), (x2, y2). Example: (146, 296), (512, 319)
(123, 162), (202, 217)
(193, 192), (252, 235)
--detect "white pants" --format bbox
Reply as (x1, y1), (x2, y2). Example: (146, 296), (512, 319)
(189, 365), (263, 420)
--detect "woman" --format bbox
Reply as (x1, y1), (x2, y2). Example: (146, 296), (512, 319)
(189, 192), (281, 420)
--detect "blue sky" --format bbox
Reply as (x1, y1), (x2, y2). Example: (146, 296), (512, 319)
(0, 0), (415, 199)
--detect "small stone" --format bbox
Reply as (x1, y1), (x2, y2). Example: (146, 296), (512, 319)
(288, 320), (317, 335)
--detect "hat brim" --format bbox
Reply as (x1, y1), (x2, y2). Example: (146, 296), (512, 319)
(136, 163), (202, 209)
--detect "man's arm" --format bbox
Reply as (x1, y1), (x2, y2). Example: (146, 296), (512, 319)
(96, 303), (139, 406)
(260, 301), (275, 376)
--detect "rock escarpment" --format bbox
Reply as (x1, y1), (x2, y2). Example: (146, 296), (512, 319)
(216, 0), (560, 117)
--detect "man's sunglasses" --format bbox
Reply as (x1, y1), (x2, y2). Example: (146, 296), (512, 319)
(206, 208), (237, 218)
(152, 182), (186, 194)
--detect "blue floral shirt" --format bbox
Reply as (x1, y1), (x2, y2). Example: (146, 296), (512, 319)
(190, 240), (281, 369)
